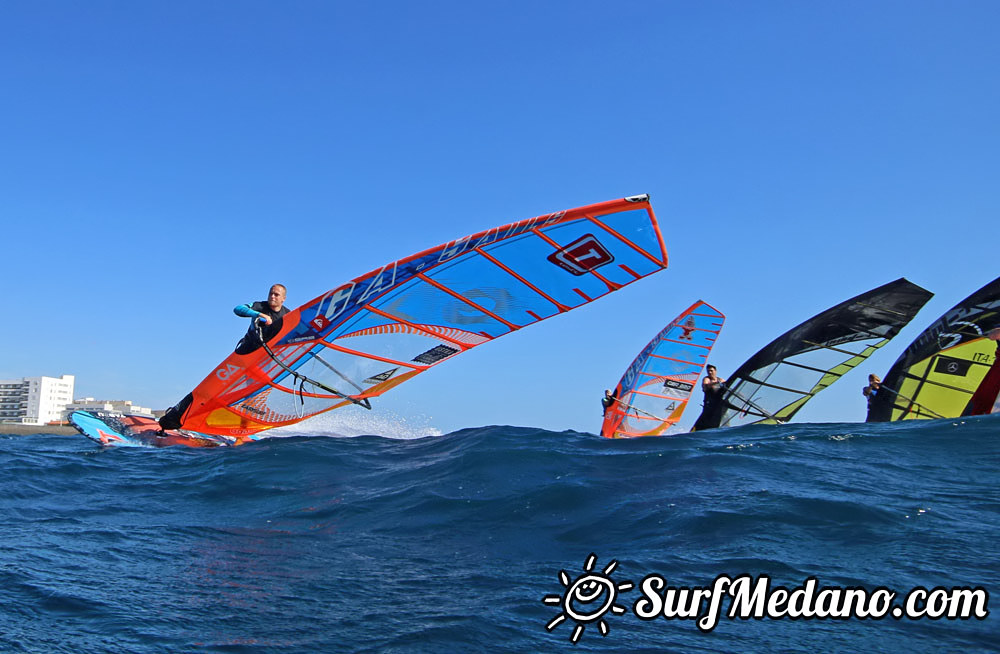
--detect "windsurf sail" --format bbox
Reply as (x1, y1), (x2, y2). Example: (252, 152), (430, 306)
(172, 195), (668, 438)
(600, 301), (724, 438)
(691, 278), (933, 430)
(866, 275), (1000, 422)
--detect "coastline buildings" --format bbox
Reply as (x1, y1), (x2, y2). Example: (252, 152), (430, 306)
(0, 375), (75, 425)
(0, 375), (155, 425)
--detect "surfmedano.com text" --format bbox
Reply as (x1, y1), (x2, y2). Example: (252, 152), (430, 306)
(634, 574), (989, 632)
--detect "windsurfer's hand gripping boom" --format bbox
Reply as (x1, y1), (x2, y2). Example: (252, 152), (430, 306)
(234, 304), (273, 325)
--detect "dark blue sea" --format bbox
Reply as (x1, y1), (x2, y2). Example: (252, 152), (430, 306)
(1, 417), (998, 653)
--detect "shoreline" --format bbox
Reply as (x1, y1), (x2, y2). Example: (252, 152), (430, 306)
(1, 425), (79, 436)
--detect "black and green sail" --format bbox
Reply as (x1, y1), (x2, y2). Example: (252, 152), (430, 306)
(692, 278), (933, 430)
(866, 275), (1000, 422)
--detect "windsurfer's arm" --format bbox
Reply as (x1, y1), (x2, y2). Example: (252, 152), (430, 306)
(234, 304), (272, 325)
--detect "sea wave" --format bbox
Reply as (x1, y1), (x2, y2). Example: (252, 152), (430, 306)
(0, 416), (997, 652)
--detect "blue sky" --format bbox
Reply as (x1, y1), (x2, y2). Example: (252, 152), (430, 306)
(3, 1), (998, 435)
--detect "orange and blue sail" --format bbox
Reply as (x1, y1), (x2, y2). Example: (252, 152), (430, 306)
(174, 194), (669, 439)
(601, 301), (724, 439)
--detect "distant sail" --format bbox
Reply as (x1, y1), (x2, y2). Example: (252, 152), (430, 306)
(693, 278), (933, 430)
(601, 301), (724, 438)
(176, 195), (669, 438)
(867, 275), (1000, 422)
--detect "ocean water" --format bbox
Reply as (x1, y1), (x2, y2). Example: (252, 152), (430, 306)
(1, 416), (997, 653)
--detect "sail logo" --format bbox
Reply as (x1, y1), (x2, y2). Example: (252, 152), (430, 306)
(364, 368), (398, 384)
(310, 315), (332, 332)
(412, 344), (459, 364)
(679, 317), (697, 340)
(936, 319), (984, 350)
(933, 355), (972, 376)
(310, 283), (358, 326)
(542, 554), (633, 643)
(436, 212), (567, 264)
(358, 262), (398, 304)
(216, 363), (242, 381)
(239, 403), (266, 417)
(547, 234), (614, 276)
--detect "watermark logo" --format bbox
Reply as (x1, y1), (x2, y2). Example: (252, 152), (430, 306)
(541, 555), (990, 643)
(541, 553), (634, 643)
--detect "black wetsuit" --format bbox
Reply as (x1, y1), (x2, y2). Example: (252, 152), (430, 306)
(864, 385), (880, 422)
(602, 392), (618, 416)
(158, 392), (193, 431)
(692, 381), (726, 431)
(159, 301), (290, 431)
(234, 301), (290, 355)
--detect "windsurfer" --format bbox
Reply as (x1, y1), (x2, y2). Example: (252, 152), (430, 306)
(601, 388), (618, 415)
(234, 283), (290, 355)
(158, 284), (289, 432)
(692, 365), (726, 431)
(862, 374), (882, 420)
(602, 389), (618, 416)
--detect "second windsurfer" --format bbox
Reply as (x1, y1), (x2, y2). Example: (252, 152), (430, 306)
(691, 364), (726, 431)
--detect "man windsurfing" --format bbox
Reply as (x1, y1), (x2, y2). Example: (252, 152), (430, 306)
(862, 374), (882, 421)
(234, 284), (289, 355)
(691, 364), (726, 431)
(602, 389), (618, 416)
(158, 284), (289, 431)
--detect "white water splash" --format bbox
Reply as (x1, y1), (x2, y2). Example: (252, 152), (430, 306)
(265, 406), (443, 440)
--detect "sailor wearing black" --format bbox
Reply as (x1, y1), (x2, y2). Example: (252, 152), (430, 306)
(234, 284), (290, 355)
(862, 374), (881, 421)
(602, 389), (617, 416)
(158, 284), (289, 432)
(692, 364), (726, 431)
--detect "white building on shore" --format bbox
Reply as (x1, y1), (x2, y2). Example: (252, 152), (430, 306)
(64, 398), (154, 418)
(0, 375), (75, 425)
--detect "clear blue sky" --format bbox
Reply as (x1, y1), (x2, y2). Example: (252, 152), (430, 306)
(3, 1), (998, 435)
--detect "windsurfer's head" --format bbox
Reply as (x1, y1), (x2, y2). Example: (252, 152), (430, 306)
(269, 284), (287, 311)
(706, 365), (717, 376)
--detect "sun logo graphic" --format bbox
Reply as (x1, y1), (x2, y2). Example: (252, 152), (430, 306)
(542, 553), (633, 643)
